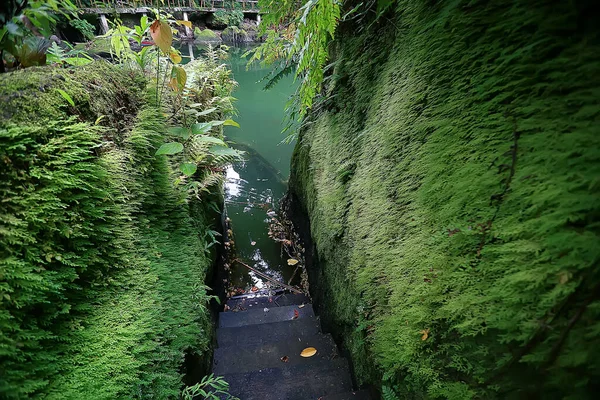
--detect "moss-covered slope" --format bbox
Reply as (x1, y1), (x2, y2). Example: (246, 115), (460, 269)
(0, 62), (218, 399)
(289, 0), (600, 398)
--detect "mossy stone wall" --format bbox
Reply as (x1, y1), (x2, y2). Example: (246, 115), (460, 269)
(0, 62), (218, 399)
(289, 0), (600, 398)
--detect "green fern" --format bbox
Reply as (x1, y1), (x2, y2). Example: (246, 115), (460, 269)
(382, 386), (399, 400)
(250, 0), (341, 116)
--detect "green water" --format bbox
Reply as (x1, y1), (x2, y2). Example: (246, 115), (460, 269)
(225, 47), (296, 178)
(221, 45), (298, 290)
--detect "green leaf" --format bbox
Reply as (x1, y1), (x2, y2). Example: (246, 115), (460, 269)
(56, 89), (75, 106)
(180, 162), (197, 176)
(197, 107), (218, 116)
(223, 119), (240, 128)
(377, 0), (395, 14)
(140, 15), (149, 31)
(207, 119), (240, 128)
(155, 142), (184, 155)
(195, 135), (226, 146)
(209, 146), (243, 157)
(0, 27), (7, 42)
(191, 122), (213, 135)
(6, 22), (22, 36)
(168, 126), (191, 140)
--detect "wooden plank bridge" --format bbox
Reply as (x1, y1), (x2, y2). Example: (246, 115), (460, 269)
(74, 1), (260, 14)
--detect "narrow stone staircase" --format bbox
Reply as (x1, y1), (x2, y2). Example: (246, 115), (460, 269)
(212, 292), (370, 400)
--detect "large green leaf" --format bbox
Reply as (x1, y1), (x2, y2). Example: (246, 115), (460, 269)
(196, 107), (218, 116)
(168, 126), (191, 140)
(180, 162), (197, 176)
(195, 135), (226, 146)
(191, 122), (213, 135)
(155, 142), (184, 156)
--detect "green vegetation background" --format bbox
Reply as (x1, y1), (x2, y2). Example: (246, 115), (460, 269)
(0, 62), (218, 398)
(290, 0), (600, 398)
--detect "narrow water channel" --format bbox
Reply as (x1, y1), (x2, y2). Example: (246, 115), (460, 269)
(222, 46), (298, 291)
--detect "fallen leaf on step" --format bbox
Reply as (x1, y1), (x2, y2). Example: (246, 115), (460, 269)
(420, 328), (430, 341)
(287, 258), (299, 266)
(280, 355), (289, 363)
(300, 347), (317, 357)
(292, 309), (299, 320)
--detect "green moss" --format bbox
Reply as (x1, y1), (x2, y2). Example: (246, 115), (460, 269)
(290, 0), (600, 398)
(195, 28), (220, 41)
(0, 65), (218, 398)
(0, 60), (144, 133)
(221, 26), (249, 42)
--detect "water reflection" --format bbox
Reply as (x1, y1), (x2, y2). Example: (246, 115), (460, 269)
(223, 147), (292, 290)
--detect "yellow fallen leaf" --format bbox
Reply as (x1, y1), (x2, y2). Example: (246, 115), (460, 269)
(300, 347), (317, 357)
(420, 328), (430, 341)
(287, 259), (299, 266)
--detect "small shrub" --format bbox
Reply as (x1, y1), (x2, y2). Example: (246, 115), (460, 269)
(69, 18), (96, 40)
(214, 9), (244, 28)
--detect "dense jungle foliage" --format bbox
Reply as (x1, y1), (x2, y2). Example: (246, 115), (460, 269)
(277, 0), (600, 398)
(0, 53), (235, 397)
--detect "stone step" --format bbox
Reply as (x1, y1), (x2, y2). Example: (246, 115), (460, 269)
(221, 358), (352, 400)
(219, 304), (314, 328)
(217, 316), (321, 348)
(320, 389), (372, 400)
(226, 293), (310, 312)
(213, 333), (338, 375)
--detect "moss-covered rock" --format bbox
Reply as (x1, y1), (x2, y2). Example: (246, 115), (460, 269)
(195, 27), (221, 42)
(221, 26), (251, 43)
(290, 0), (600, 398)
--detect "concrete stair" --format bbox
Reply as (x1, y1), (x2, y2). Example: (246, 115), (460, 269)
(212, 292), (370, 400)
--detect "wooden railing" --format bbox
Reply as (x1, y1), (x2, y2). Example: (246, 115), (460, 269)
(74, 1), (259, 11)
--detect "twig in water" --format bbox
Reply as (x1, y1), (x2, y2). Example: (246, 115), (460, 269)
(233, 259), (303, 294)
